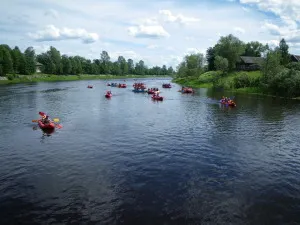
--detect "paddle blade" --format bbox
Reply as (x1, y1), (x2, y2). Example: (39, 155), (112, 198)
(32, 120), (38, 122)
(56, 124), (63, 129)
(53, 118), (59, 122)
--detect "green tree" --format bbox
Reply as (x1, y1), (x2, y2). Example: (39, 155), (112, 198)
(135, 60), (145, 75)
(214, 56), (228, 74)
(167, 66), (174, 76)
(61, 55), (72, 74)
(37, 52), (55, 74)
(11, 46), (23, 73)
(261, 50), (283, 89)
(117, 56), (128, 75)
(111, 61), (121, 75)
(214, 34), (245, 71)
(243, 41), (268, 57)
(0, 45), (13, 75)
(162, 65), (167, 75)
(100, 51), (110, 74)
(48, 46), (62, 74)
(206, 47), (216, 70)
(127, 58), (134, 74)
(24, 47), (36, 74)
(277, 38), (290, 66)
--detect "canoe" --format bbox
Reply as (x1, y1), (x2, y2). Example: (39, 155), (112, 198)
(162, 84), (172, 88)
(38, 120), (55, 130)
(152, 95), (163, 101)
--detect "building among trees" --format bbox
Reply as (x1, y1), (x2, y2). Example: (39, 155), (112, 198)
(236, 56), (265, 71)
(35, 62), (43, 73)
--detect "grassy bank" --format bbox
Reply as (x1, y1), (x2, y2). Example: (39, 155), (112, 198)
(173, 71), (263, 94)
(0, 74), (169, 85)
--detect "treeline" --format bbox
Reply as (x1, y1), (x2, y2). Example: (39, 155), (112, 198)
(175, 34), (300, 97)
(0, 45), (175, 76)
(176, 34), (271, 78)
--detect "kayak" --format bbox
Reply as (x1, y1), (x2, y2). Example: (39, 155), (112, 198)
(147, 90), (155, 94)
(220, 101), (236, 107)
(105, 93), (112, 98)
(87, 85), (93, 88)
(181, 89), (194, 93)
(38, 120), (55, 129)
(152, 95), (163, 101)
(162, 84), (172, 88)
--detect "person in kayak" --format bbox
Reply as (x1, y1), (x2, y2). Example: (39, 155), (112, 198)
(41, 115), (51, 124)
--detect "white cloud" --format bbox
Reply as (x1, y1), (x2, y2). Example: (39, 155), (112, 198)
(2, 0), (300, 68)
(185, 36), (196, 41)
(147, 44), (159, 49)
(242, 7), (249, 12)
(185, 48), (205, 55)
(28, 25), (99, 43)
(234, 27), (246, 34)
(127, 25), (170, 38)
(240, 0), (300, 21)
(240, 0), (300, 44)
(110, 50), (140, 61)
(44, 9), (59, 19)
(159, 9), (200, 24)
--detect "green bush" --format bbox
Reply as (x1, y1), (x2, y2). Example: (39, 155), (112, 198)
(286, 62), (300, 71)
(7, 74), (16, 80)
(233, 73), (251, 88)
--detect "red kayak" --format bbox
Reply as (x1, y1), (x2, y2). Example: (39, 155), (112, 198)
(38, 120), (55, 129)
(147, 90), (155, 94)
(220, 101), (236, 107)
(152, 95), (163, 101)
(87, 85), (93, 88)
(105, 93), (112, 98)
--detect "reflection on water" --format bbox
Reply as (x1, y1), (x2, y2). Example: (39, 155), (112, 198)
(1, 79), (300, 224)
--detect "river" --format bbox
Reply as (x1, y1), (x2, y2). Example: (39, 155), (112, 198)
(1, 78), (300, 224)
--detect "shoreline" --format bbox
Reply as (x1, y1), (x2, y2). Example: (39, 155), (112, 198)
(172, 77), (300, 100)
(0, 74), (171, 85)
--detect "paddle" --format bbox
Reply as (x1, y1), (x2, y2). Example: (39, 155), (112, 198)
(32, 118), (59, 123)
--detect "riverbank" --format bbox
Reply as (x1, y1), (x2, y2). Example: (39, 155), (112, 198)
(173, 71), (263, 93)
(0, 74), (169, 85)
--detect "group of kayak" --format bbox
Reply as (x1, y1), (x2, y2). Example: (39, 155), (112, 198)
(132, 83), (164, 101)
(219, 96), (236, 107)
(107, 83), (127, 88)
(147, 88), (159, 94)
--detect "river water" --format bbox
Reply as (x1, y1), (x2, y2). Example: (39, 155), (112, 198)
(0, 78), (300, 225)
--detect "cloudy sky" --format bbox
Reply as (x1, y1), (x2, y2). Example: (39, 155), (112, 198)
(1, 0), (300, 68)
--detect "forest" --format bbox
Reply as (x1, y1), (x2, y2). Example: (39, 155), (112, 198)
(0, 45), (175, 77)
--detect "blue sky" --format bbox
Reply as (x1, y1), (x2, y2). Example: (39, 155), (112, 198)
(1, 0), (300, 67)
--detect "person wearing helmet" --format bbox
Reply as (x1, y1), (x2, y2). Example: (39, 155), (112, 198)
(41, 115), (50, 124)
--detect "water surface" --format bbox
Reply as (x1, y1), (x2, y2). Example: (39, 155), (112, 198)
(1, 78), (300, 224)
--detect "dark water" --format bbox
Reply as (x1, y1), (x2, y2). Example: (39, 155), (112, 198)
(1, 78), (300, 225)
